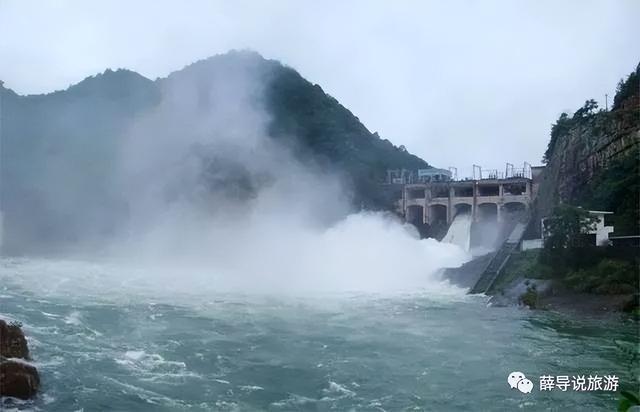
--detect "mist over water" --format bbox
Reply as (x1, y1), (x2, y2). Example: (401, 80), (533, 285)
(107, 56), (469, 295)
(2, 53), (469, 298)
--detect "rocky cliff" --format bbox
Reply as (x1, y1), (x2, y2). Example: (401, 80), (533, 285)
(532, 64), (639, 236)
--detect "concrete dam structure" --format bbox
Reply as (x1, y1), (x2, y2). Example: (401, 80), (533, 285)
(386, 164), (543, 252)
(400, 177), (533, 227)
(387, 165), (543, 293)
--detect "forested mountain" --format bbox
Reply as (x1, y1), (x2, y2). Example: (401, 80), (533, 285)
(0, 50), (428, 254)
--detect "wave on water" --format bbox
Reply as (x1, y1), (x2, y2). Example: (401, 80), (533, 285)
(115, 350), (200, 383)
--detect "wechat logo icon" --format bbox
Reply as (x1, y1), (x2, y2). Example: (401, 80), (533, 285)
(508, 371), (533, 394)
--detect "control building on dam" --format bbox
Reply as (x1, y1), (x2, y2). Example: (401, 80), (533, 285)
(387, 165), (543, 227)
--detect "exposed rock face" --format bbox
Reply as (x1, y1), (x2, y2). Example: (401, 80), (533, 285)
(532, 68), (639, 237)
(536, 107), (639, 221)
(0, 320), (40, 399)
(0, 320), (30, 359)
(0, 360), (40, 400)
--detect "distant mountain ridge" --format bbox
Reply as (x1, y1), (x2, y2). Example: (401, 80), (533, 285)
(0, 50), (429, 254)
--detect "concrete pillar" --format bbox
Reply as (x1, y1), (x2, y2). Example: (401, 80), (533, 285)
(472, 182), (478, 222)
(424, 188), (431, 225)
(447, 186), (454, 224)
(402, 186), (407, 219)
(422, 198), (427, 224)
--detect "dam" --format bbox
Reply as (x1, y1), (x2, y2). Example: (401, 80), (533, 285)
(387, 164), (542, 228)
(387, 164), (544, 293)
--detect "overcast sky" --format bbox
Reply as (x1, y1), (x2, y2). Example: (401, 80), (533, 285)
(1, 0), (638, 176)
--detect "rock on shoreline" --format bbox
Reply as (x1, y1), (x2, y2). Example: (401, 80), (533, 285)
(0, 319), (40, 399)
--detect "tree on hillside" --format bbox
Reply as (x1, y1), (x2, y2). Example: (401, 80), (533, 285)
(543, 205), (599, 250)
(542, 112), (572, 164)
(541, 205), (600, 274)
(573, 99), (599, 119)
(577, 147), (640, 235)
(612, 63), (639, 110)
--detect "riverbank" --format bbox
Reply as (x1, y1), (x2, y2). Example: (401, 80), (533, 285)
(489, 276), (638, 318)
(537, 290), (637, 317)
(444, 248), (640, 318)
(490, 250), (638, 317)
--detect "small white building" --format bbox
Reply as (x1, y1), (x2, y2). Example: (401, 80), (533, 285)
(585, 210), (615, 246)
(522, 210), (614, 250)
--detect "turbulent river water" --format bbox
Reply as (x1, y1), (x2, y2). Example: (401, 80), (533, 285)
(0, 258), (636, 411)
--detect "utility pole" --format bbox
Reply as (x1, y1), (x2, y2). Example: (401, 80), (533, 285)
(605, 93), (608, 111)
(473, 164), (482, 180)
(505, 162), (514, 179)
(448, 166), (458, 181)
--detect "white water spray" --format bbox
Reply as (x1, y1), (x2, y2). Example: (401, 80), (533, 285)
(441, 213), (472, 252)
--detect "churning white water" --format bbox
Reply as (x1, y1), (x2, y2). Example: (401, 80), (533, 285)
(441, 213), (472, 252)
(0, 211), (470, 300)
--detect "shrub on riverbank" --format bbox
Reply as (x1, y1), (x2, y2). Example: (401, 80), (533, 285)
(519, 284), (538, 309)
(538, 204), (639, 296)
(494, 247), (638, 299)
(564, 259), (638, 294)
(511, 250), (552, 279)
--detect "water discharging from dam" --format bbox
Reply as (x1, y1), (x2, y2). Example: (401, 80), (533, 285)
(441, 213), (472, 252)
